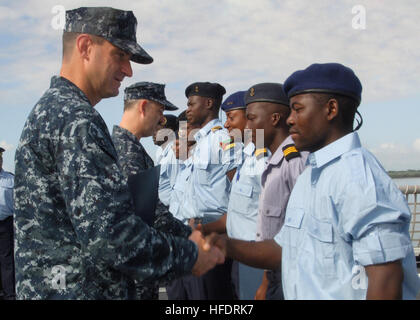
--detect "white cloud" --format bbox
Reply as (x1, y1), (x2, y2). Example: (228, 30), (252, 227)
(413, 139), (420, 152)
(1, 0), (420, 106)
(370, 139), (420, 170)
(0, 141), (14, 151)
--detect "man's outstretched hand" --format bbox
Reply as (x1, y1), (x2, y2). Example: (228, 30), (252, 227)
(189, 230), (225, 277)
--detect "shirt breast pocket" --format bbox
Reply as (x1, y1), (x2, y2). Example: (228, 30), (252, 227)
(306, 214), (336, 276)
(280, 208), (305, 260)
(195, 161), (209, 186)
(231, 183), (253, 213)
(262, 202), (285, 218)
(0, 177), (14, 189)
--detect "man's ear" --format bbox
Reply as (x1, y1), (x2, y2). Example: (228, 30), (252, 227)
(326, 98), (339, 121)
(75, 34), (93, 60)
(271, 112), (281, 127)
(206, 98), (214, 110)
(137, 99), (148, 117)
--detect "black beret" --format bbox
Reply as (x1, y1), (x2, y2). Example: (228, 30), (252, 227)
(162, 114), (178, 131)
(0, 147), (5, 153)
(245, 83), (289, 106)
(185, 82), (226, 100)
(283, 63), (362, 105)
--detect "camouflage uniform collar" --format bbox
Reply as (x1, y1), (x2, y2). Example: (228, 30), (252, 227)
(51, 76), (91, 106)
(112, 125), (140, 143)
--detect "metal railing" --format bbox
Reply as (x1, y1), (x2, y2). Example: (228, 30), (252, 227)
(399, 185), (420, 262)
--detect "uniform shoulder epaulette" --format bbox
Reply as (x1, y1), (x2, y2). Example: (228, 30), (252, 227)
(255, 148), (268, 160)
(211, 126), (223, 133)
(220, 138), (235, 151)
(282, 144), (300, 161)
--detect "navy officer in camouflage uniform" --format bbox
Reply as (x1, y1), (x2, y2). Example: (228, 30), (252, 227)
(14, 7), (224, 300)
(112, 82), (193, 299)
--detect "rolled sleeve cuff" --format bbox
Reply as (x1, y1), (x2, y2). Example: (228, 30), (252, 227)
(353, 226), (411, 266)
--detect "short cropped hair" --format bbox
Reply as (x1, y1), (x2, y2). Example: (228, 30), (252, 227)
(312, 93), (359, 130)
(123, 99), (138, 112)
(62, 32), (105, 60)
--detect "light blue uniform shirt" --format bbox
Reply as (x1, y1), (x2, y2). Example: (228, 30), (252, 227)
(156, 141), (179, 206)
(169, 156), (196, 222)
(183, 119), (242, 219)
(275, 132), (420, 299)
(227, 143), (269, 241)
(0, 169), (14, 221)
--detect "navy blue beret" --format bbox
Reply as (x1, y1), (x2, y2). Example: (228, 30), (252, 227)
(221, 91), (246, 112)
(283, 63), (362, 105)
(245, 83), (289, 106)
(185, 82), (226, 100)
(124, 82), (178, 111)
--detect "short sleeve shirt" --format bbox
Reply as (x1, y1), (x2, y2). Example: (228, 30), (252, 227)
(275, 132), (420, 299)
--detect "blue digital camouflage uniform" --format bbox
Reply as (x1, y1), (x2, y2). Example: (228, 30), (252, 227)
(111, 125), (192, 299)
(13, 76), (198, 299)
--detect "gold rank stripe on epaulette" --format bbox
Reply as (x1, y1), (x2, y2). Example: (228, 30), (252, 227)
(223, 143), (236, 151)
(211, 126), (222, 132)
(282, 144), (300, 161)
(255, 148), (268, 160)
(220, 139), (235, 151)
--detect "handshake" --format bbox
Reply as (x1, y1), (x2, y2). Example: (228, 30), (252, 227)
(188, 220), (228, 277)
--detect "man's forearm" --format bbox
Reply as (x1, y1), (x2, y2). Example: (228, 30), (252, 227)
(202, 214), (227, 235)
(365, 260), (404, 300)
(226, 239), (282, 270)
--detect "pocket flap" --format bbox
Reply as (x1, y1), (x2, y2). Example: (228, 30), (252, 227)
(284, 208), (304, 229)
(0, 177), (14, 188)
(232, 182), (253, 198)
(307, 215), (333, 243)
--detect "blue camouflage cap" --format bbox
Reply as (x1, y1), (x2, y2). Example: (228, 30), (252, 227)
(65, 7), (153, 64)
(221, 91), (246, 112)
(124, 82), (178, 111)
(245, 83), (289, 106)
(283, 63), (362, 105)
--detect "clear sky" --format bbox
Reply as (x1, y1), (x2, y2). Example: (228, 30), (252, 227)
(1, 0), (419, 172)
